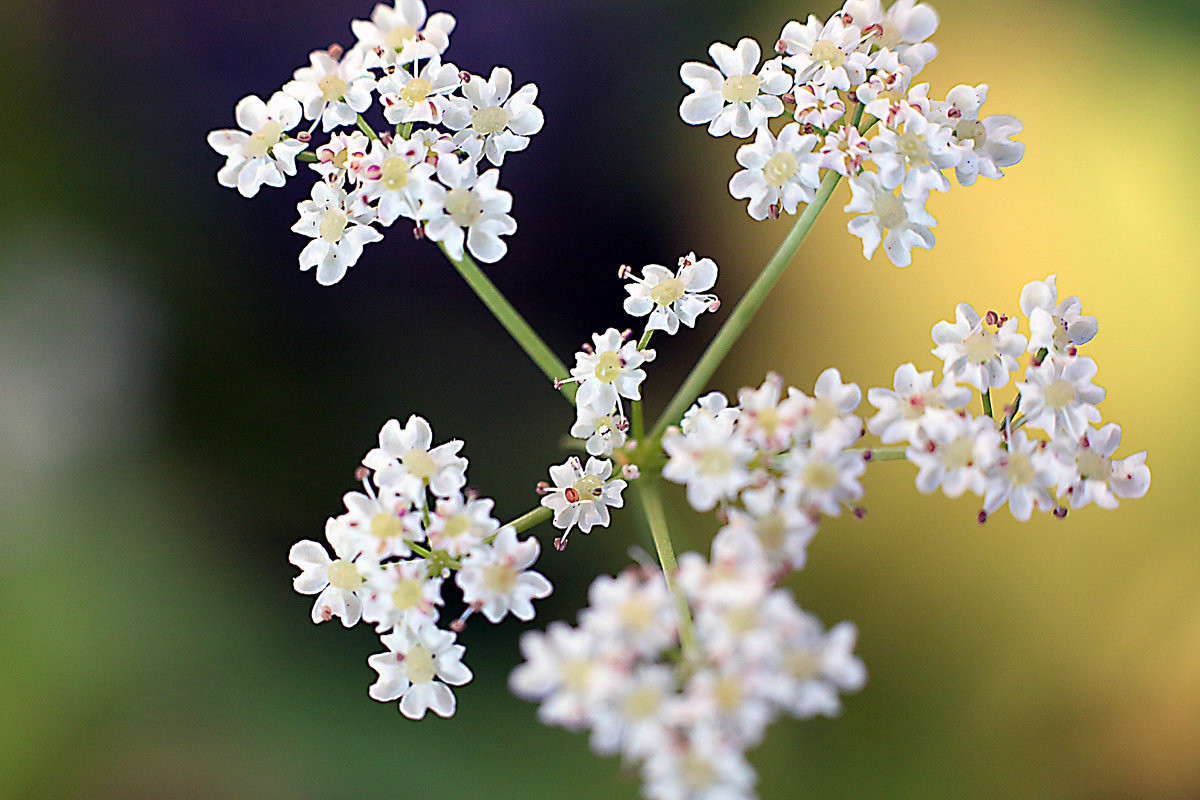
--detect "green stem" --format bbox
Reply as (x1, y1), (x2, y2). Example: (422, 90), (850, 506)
(356, 113), (379, 140)
(631, 399), (645, 443)
(982, 389), (994, 420)
(400, 122), (413, 139)
(635, 479), (698, 657)
(437, 243), (576, 404)
(297, 151), (318, 162)
(853, 445), (908, 461)
(645, 166), (846, 448)
(491, 506), (552, 542)
(637, 329), (654, 351)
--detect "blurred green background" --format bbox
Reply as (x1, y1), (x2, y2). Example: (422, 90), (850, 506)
(2, 0), (1197, 798)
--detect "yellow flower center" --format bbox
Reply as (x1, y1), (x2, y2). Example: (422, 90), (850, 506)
(756, 511), (787, 549)
(327, 559), (361, 591)
(941, 435), (976, 470)
(318, 74), (349, 102)
(402, 447), (437, 479)
(763, 151), (798, 188)
(400, 77), (433, 105)
(405, 644), (436, 684)
(247, 120), (283, 158)
(810, 39), (846, 69)
(371, 512), (402, 540)
(697, 447), (732, 476)
(650, 277), (686, 306)
(319, 209), (349, 243)
(384, 24), (419, 51)
(381, 157), (410, 190)
(963, 330), (997, 364)
(471, 105), (510, 135)
(1076, 449), (1111, 482)
(594, 351), (622, 384)
(955, 119), (987, 149)
(872, 190), (906, 229)
(445, 188), (483, 227)
(721, 73), (761, 103)
(1006, 451), (1035, 486)
(802, 460), (839, 490)
(896, 130), (930, 164)
(571, 474), (604, 501)
(482, 563), (518, 593)
(392, 577), (424, 610)
(1044, 379), (1076, 411)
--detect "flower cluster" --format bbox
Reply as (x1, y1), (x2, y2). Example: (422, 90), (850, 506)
(680, 0), (1025, 266)
(542, 253), (722, 548)
(207, 1), (543, 284)
(662, 369), (866, 570)
(511, 541), (864, 800)
(867, 275), (1150, 519)
(288, 414), (552, 719)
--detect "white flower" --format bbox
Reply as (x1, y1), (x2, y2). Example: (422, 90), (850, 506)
(377, 55), (461, 125)
(725, 484), (817, 571)
(855, 62), (916, 127)
(737, 372), (802, 451)
(729, 123), (823, 220)
(931, 303), (1027, 392)
(778, 14), (869, 91)
(843, 0), (940, 74)
(622, 253), (719, 335)
(792, 366), (864, 451)
(420, 154), (516, 263)
(981, 429), (1057, 520)
(442, 67), (545, 166)
(570, 405), (628, 457)
(288, 537), (365, 627)
(207, 92), (306, 198)
(509, 621), (615, 730)
(769, 618), (867, 719)
(540, 456), (627, 544)
(905, 410), (1000, 497)
(793, 81), (846, 128)
(819, 123), (871, 176)
(362, 414), (468, 502)
(1052, 423), (1151, 510)
(368, 624), (472, 719)
(456, 526), (553, 623)
(1019, 274), (1097, 357)
(310, 131), (372, 187)
(358, 135), (437, 226)
(283, 48), (374, 132)
(1015, 356), (1105, 438)
(781, 445), (865, 516)
(426, 492), (498, 556)
(579, 570), (677, 658)
(661, 412), (754, 512)
(867, 362), (971, 444)
(870, 106), (960, 198)
(331, 489), (416, 561)
(679, 38), (791, 138)
(587, 664), (678, 760)
(569, 328), (647, 415)
(351, 0), (456, 68)
(640, 727), (757, 800)
(929, 84), (1025, 187)
(290, 181), (383, 286)
(844, 171), (936, 267)
(360, 558), (443, 633)
(681, 391), (740, 435)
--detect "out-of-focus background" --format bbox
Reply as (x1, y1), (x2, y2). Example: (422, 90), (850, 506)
(2, 0), (1197, 798)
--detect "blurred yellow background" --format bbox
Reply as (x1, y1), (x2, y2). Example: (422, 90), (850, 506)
(1, 0), (1196, 798)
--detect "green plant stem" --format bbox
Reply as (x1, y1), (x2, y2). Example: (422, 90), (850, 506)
(631, 399), (645, 443)
(297, 151), (317, 162)
(356, 113), (379, 140)
(635, 479), (698, 657)
(438, 244), (576, 404)
(644, 167), (845, 448)
(493, 506), (552, 542)
(982, 389), (994, 419)
(852, 445), (908, 461)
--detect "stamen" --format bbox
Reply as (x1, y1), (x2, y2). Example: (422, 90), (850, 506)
(535, 481), (552, 495)
(553, 534), (569, 551)
(621, 464), (640, 480)
(862, 449), (873, 461)
(977, 510), (988, 524)
(1053, 506), (1068, 519)
(617, 264), (633, 279)
(327, 43), (344, 59)
(775, 38), (789, 54)
(451, 605), (476, 632)
(296, 130), (312, 143)
(853, 506), (866, 519)
(458, 70), (471, 83)
(355, 466), (371, 482)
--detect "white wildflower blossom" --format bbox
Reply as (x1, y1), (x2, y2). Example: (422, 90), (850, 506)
(420, 154), (517, 263)
(570, 406), (628, 457)
(569, 328), (648, 415)
(358, 135), (438, 226)
(870, 106), (960, 198)
(426, 492), (499, 556)
(360, 558), (443, 633)
(679, 38), (791, 138)
(290, 181), (383, 286)
(769, 618), (867, 719)
(725, 484), (817, 571)
(332, 489), (415, 561)
(819, 123), (871, 176)
(1052, 423), (1151, 510)
(905, 410), (1000, 497)
(793, 81), (846, 128)
(981, 429), (1057, 520)
(283, 48), (375, 132)
(844, 0), (940, 74)
(443, 66), (545, 166)
(867, 361), (971, 444)
(844, 170), (936, 267)
(368, 624), (472, 719)
(681, 391), (740, 435)
(377, 55), (461, 125)
(1019, 274), (1098, 357)
(207, 92), (306, 198)
(509, 621), (615, 730)
(930, 303), (1026, 392)
(351, 0), (456, 68)
(1015, 355), (1105, 438)
(310, 131), (372, 187)
(778, 14), (869, 91)
(793, 366), (864, 451)
(622, 253), (719, 335)
(661, 412), (754, 512)
(456, 526), (553, 623)
(579, 570), (677, 658)
(929, 84), (1024, 187)
(540, 456), (627, 544)
(782, 445), (865, 517)
(288, 536), (365, 627)
(363, 414), (468, 502)
(730, 122), (823, 220)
